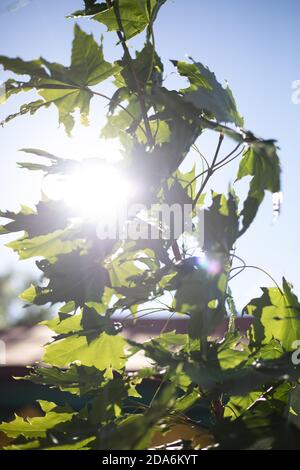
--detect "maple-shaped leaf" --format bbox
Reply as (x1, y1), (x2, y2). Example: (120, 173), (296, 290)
(172, 59), (243, 127)
(244, 278), (300, 352)
(0, 401), (75, 439)
(0, 200), (72, 237)
(0, 25), (120, 134)
(7, 229), (85, 262)
(21, 250), (111, 307)
(93, 0), (167, 41)
(24, 364), (105, 396)
(43, 331), (127, 371)
(237, 139), (281, 234)
(204, 191), (239, 254)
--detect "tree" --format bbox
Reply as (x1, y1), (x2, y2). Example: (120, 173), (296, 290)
(0, 0), (299, 450)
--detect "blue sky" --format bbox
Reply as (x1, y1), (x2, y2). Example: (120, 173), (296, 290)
(0, 0), (299, 309)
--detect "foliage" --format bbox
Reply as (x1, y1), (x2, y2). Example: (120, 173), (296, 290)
(0, 0), (299, 451)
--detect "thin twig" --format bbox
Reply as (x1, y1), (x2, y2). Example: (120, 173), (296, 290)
(214, 147), (244, 172)
(192, 144), (210, 169)
(214, 142), (242, 167)
(91, 89), (148, 138)
(188, 145), (244, 190)
(192, 133), (224, 210)
(229, 261), (283, 293)
(159, 311), (176, 335)
(106, 0), (154, 146)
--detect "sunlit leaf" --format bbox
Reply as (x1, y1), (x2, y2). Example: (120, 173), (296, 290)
(93, 0), (167, 41)
(244, 278), (300, 351)
(43, 331), (127, 371)
(7, 229), (85, 262)
(24, 364), (105, 395)
(0, 25), (119, 134)
(237, 140), (281, 234)
(0, 401), (75, 439)
(173, 59), (243, 127)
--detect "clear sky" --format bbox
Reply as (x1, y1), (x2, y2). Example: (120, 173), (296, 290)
(0, 0), (299, 310)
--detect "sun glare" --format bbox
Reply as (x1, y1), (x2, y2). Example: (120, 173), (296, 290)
(43, 163), (134, 220)
(40, 128), (135, 221)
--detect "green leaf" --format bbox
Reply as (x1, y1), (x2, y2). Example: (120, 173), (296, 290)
(81, 305), (121, 341)
(95, 384), (175, 450)
(137, 119), (170, 145)
(237, 141), (280, 192)
(20, 284), (37, 303)
(29, 250), (110, 306)
(101, 95), (143, 147)
(224, 392), (262, 419)
(171, 60), (212, 91)
(0, 25), (119, 134)
(0, 401), (75, 439)
(89, 378), (128, 424)
(214, 388), (300, 450)
(154, 331), (189, 351)
(117, 42), (162, 93)
(134, 335), (300, 397)
(43, 331), (127, 371)
(174, 388), (201, 413)
(185, 353), (300, 397)
(244, 278), (300, 351)
(224, 382), (291, 421)
(93, 0), (167, 41)
(70, 24), (119, 86)
(150, 87), (202, 175)
(5, 436), (95, 450)
(217, 332), (250, 370)
(171, 259), (227, 338)
(108, 249), (144, 288)
(0, 200), (71, 237)
(173, 164), (196, 200)
(237, 140), (281, 234)
(173, 59), (243, 127)
(204, 191), (239, 254)
(6, 229), (85, 262)
(40, 310), (82, 334)
(161, 177), (193, 213)
(24, 364), (105, 395)
(44, 437), (95, 450)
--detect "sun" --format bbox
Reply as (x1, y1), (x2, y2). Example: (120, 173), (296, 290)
(43, 161), (134, 221)
(41, 128), (134, 221)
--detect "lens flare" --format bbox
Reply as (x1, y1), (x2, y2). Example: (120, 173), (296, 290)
(43, 162), (134, 221)
(196, 253), (222, 275)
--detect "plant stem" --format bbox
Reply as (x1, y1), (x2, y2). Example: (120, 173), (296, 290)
(106, 0), (154, 147)
(229, 264), (283, 294)
(192, 133), (224, 210)
(213, 142), (242, 167)
(91, 89), (148, 138)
